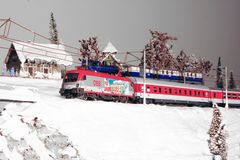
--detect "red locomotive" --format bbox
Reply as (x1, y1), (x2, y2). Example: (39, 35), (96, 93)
(59, 67), (134, 103)
(60, 67), (240, 107)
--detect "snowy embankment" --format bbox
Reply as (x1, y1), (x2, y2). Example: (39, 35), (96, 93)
(0, 76), (240, 160)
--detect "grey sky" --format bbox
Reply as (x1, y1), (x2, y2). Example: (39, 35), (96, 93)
(1, 0), (240, 76)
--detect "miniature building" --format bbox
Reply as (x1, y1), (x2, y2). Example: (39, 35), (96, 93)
(4, 41), (72, 79)
(100, 41), (121, 68)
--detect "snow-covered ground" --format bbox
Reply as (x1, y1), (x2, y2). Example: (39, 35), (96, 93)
(0, 76), (240, 160)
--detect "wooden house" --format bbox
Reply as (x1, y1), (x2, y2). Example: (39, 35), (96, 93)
(4, 41), (73, 79)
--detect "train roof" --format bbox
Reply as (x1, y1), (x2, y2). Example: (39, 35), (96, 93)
(131, 77), (210, 90)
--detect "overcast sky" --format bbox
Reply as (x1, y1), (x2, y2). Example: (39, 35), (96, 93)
(1, 0), (240, 76)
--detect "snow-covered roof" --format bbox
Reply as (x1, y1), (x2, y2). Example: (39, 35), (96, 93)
(10, 41), (73, 66)
(102, 41), (118, 53)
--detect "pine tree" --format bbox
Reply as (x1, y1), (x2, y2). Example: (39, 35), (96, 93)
(49, 12), (59, 44)
(228, 71), (236, 90)
(216, 57), (224, 89)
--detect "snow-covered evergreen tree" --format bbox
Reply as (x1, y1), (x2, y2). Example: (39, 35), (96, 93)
(49, 12), (59, 44)
(208, 104), (222, 138)
(228, 71), (236, 90)
(216, 57), (224, 89)
(208, 103), (227, 160)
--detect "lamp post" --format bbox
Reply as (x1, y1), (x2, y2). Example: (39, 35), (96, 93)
(143, 50), (146, 105)
(225, 66), (229, 109)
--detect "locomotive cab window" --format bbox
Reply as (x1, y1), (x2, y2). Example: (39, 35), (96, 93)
(64, 73), (78, 82)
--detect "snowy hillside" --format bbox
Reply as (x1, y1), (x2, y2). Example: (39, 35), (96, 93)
(0, 76), (240, 160)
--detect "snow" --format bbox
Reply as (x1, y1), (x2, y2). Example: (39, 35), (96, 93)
(0, 76), (240, 160)
(102, 41), (118, 53)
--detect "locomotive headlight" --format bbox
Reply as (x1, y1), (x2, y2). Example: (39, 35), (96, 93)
(76, 83), (79, 88)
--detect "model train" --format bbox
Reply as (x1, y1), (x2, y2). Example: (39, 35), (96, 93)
(59, 67), (240, 107)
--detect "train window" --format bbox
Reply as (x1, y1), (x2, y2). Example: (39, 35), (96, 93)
(205, 92), (208, 97)
(238, 94), (240, 99)
(154, 87), (157, 93)
(184, 90), (187, 95)
(82, 75), (86, 80)
(147, 86), (150, 92)
(164, 88), (168, 94)
(228, 94), (231, 98)
(198, 91), (201, 96)
(223, 94), (226, 98)
(214, 93), (216, 98)
(169, 88), (172, 94)
(194, 91), (197, 96)
(179, 89), (182, 95)
(159, 87), (162, 93)
(174, 89), (178, 94)
(232, 94), (237, 99)
(189, 90), (192, 96)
